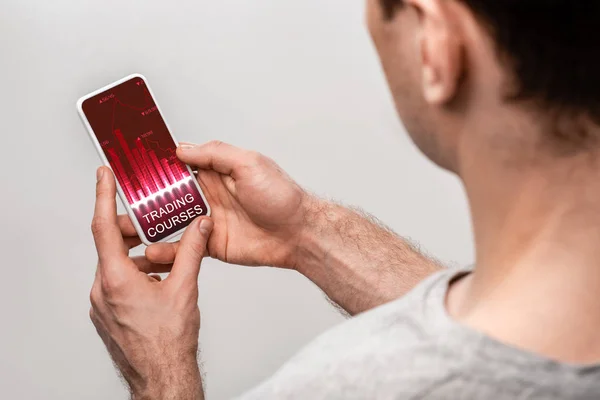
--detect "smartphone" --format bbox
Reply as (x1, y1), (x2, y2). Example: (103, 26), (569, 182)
(77, 74), (210, 245)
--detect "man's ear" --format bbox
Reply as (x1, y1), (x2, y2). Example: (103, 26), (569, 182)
(407, 0), (464, 105)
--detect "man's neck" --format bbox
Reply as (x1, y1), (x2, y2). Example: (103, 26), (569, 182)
(448, 110), (600, 364)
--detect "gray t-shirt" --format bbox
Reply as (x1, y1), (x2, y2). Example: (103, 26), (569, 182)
(238, 268), (600, 399)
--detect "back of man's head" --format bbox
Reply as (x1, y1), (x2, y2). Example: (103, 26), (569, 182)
(369, 0), (600, 169)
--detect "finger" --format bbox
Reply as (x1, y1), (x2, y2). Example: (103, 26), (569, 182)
(117, 215), (142, 249)
(124, 237), (142, 250)
(167, 217), (214, 286)
(149, 274), (162, 282)
(117, 214), (138, 237)
(197, 168), (237, 198)
(195, 169), (224, 208)
(92, 167), (127, 262)
(177, 141), (251, 178)
(145, 242), (179, 265)
(132, 256), (173, 274)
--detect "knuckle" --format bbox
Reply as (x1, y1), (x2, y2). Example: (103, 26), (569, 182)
(245, 151), (264, 166)
(186, 244), (205, 262)
(100, 274), (126, 296)
(89, 290), (97, 307)
(207, 139), (225, 149)
(89, 284), (101, 308)
(91, 217), (107, 236)
(100, 277), (114, 295)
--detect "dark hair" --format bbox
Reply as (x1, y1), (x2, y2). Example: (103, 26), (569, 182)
(380, 0), (600, 125)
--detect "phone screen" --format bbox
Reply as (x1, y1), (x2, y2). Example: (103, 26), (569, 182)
(81, 76), (208, 243)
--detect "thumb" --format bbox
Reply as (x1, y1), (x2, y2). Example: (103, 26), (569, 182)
(168, 217), (213, 286)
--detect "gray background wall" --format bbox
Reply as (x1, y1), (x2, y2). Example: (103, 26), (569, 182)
(0, 0), (473, 398)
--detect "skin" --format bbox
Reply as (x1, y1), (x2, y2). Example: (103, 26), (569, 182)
(368, 0), (600, 364)
(91, 141), (442, 399)
(90, 167), (212, 400)
(90, 0), (600, 398)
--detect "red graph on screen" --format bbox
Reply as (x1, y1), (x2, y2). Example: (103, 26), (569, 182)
(104, 127), (190, 205)
(83, 76), (208, 242)
(98, 88), (192, 207)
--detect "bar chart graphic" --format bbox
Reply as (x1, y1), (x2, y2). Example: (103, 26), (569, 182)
(106, 128), (191, 206)
(82, 76), (208, 242)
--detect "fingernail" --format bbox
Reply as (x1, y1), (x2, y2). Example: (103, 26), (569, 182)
(179, 142), (196, 150)
(96, 168), (104, 182)
(199, 219), (213, 235)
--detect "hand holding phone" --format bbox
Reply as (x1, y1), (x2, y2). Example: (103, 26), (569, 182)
(145, 141), (312, 270)
(89, 166), (209, 398)
(77, 74), (210, 245)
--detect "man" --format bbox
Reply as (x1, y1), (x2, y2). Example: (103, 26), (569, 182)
(88, 0), (600, 398)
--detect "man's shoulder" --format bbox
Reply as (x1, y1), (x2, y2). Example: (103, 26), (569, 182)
(238, 268), (466, 399)
(303, 267), (461, 350)
(239, 266), (600, 400)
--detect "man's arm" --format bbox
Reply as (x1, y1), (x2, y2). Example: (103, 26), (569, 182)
(162, 141), (443, 316)
(295, 200), (442, 315)
(90, 167), (210, 400)
(131, 365), (203, 400)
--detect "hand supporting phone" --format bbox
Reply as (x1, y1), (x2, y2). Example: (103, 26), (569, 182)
(77, 74), (210, 245)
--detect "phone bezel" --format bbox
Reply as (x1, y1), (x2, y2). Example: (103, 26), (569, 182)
(76, 73), (211, 246)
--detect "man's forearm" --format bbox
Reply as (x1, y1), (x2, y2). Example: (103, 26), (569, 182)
(130, 359), (204, 400)
(295, 199), (443, 316)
